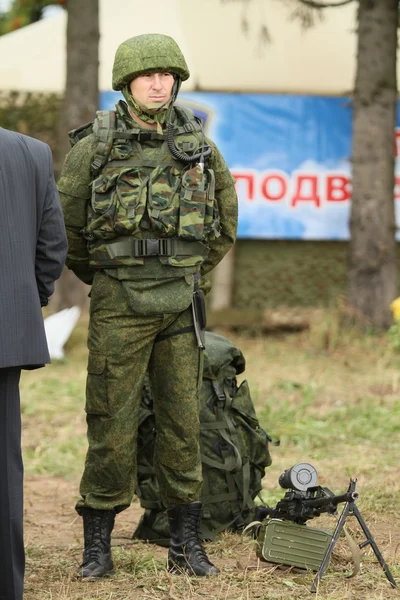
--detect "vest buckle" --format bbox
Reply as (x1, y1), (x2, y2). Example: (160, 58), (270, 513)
(146, 239), (160, 256)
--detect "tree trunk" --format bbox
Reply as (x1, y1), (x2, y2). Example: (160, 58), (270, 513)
(58, 0), (99, 164)
(349, 0), (398, 328)
(54, 0), (99, 311)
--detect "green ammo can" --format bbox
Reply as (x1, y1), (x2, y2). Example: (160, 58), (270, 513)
(256, 519), (333, 571)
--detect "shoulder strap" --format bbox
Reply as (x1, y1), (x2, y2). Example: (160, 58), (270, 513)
(174, 105), (193, 122)
(91, 109), (118, 177)
(68, 121), (94, 147)
(174, 105), (203, 135)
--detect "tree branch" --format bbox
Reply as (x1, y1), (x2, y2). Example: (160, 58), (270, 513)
(298, 0), (355, 7)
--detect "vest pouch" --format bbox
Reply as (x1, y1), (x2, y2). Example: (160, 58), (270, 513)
(88, 172), (118, 236)
(148, 165), (181, 236)
(203, 168), (220, 239)
(178, 165), (207, 241)
(114, 168), (148, 235)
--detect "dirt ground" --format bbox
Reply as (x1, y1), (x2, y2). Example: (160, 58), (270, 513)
(24, 474), (145, 549)
(23, 474), (268, 569)
(20, 323), (400, 599)
(23, 474), (400, 600)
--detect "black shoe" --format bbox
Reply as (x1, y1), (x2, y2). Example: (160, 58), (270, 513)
(78, 507), (115, 580)
(167, 502), (219, 577)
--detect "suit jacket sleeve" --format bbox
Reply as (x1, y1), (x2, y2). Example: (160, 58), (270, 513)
(35, 146), (68, 306)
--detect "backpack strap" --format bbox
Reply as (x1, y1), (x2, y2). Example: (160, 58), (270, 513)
(199, 377), (255, 537)
(91, 109), (118, 177)
(173, 105), (204, 136)
(68, 121), (94, 147)
(67, 111), (117, 176)
(90, 108), (174, 177)
(88, 104), (207, 179)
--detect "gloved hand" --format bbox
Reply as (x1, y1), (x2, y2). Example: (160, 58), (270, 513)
(198, 275), (212, 296)
(68, 261), (94, 286)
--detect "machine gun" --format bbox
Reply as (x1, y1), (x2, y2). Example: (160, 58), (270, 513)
(264, 462), (359, 525)
(256, 463), (397, 593)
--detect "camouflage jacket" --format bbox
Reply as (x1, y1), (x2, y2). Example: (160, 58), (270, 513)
(58, 101), (238, 289)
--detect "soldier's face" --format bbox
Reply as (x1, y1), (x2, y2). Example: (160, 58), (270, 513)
(130, 72), (175, 105)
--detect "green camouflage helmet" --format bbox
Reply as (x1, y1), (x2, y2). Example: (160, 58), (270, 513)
(112, 33), (190, 90)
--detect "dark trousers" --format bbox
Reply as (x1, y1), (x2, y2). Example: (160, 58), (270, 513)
(0, 367), (24, 600)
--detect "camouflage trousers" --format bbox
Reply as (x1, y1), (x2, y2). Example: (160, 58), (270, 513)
(76, 272), (203, 514)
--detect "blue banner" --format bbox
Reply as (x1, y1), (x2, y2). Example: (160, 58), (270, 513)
(101, 91), (400, 240)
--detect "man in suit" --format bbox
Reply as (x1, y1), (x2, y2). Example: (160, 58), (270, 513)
(0, 127), (67, 600)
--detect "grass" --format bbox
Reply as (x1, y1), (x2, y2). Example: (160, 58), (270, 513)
(19, 310), (400, 599)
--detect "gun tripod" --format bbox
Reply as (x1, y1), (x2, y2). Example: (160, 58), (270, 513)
(311, 478), (397, 593)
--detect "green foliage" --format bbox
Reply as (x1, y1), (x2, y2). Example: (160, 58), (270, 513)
(258, 382), (400, 455)
(234, 240), (400, 309)
(0, 0), (66, 36)
(234, 240), (349, 308)
(386, 320), (400, 352)
(23, 433), (87, 478)
(113, 547), (165, 576)
(20, 323), (400, 599)
(0, 90), (62, 169)
(254, 374), (400, 514)
(21, 365), (87, 478)
(0, 90), (61, 142)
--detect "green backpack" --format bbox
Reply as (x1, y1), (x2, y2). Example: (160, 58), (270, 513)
(133, 331), (273, 545)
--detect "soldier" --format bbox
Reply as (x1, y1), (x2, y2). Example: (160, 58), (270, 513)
(58, 33), (238, 579)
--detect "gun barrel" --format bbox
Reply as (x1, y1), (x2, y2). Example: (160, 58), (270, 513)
(303, 491), (359, 509)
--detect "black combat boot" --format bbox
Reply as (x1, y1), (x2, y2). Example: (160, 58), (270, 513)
(78, 507), (115, 580)
(167, 502), (219, 576)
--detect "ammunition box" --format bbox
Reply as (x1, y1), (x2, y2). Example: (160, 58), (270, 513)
(256, 518), (332, 571)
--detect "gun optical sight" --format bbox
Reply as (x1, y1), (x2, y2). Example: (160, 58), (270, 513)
(279, 463), (318, 491)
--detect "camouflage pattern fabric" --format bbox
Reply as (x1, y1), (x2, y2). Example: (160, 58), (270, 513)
(89, 165), (149, 237)
(58, 40), (238, 515)
(76, 271), (203, 513)
(179, 164), (210, 240)
(112, 34), (190, 91)
(58, 102), (237, 286)
(133, 331), (273, 543)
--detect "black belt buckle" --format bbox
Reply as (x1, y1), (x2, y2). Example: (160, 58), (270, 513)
(146, 239), (160, 256)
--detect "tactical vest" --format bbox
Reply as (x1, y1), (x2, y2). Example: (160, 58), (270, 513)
(71, 102), (220, 270)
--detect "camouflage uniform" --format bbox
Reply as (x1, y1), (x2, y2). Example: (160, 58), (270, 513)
(59, 33), (237, 578)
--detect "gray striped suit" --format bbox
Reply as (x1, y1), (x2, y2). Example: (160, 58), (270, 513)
(0, 128), (67, 600)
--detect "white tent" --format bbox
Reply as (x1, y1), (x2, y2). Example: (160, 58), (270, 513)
(0, 0), (361, 95)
